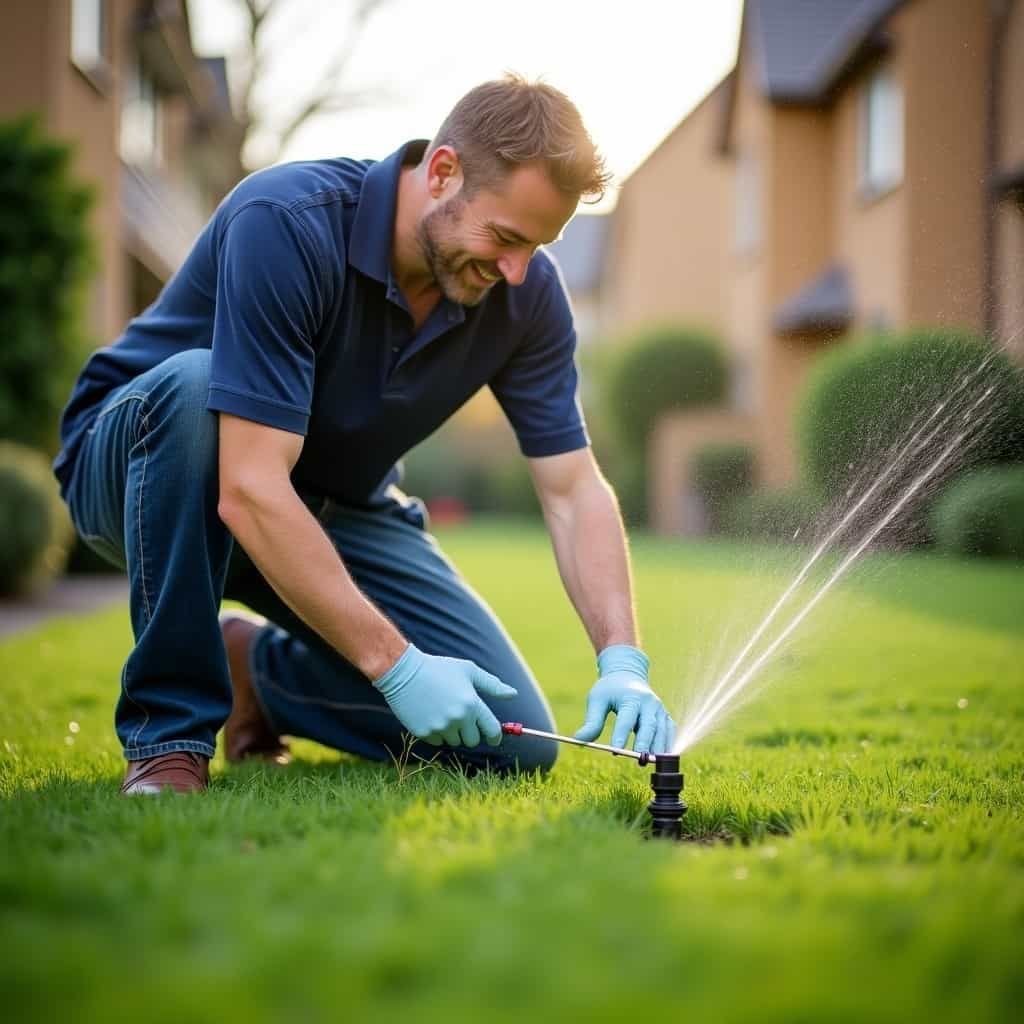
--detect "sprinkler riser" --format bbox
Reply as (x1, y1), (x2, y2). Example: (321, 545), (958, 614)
(648, 753), (687, 840)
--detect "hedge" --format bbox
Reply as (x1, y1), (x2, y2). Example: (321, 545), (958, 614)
(796, 329), (1024, 502)
(0, 442), (73, 595)
(606, 326), (728, 452)
(930, 465), (1024, 558)
(691, 441), (755, 532)
(0, 115), (94, 451)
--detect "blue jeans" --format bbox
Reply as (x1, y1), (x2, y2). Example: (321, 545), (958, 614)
(62, 349), (558, 772)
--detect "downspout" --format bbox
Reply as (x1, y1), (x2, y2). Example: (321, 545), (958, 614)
(984, 0), (1013, 341)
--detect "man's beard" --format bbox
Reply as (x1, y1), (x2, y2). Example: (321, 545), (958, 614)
(416, 196), (494, 307)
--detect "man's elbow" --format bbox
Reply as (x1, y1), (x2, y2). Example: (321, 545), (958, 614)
(216, 468), (287, 531)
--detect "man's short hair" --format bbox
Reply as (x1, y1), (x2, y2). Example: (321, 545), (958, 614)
(428, 73), (612, 204)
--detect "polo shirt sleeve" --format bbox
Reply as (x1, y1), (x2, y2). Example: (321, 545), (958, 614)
(206, 201), (324, 435)
(490, 259), (590, 458)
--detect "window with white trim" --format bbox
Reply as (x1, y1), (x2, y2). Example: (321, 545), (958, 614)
(860, 66), (903, 194)
(70, 0), (107, 72)
(120, 57), (164, 168)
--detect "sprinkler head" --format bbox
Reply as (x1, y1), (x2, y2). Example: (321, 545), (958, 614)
(647, 753), (686, 840)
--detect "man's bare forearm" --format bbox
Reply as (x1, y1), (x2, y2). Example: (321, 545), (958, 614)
(541, 469), (638, 653)
(218, 481), (406, 679)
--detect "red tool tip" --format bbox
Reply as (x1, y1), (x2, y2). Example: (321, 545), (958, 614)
(501, 722), (523, 735)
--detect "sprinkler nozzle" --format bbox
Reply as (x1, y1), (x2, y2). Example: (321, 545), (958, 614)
(647, 753), (686, 840)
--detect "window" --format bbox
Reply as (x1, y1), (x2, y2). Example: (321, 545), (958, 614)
(120, 57), (164, 167)
(70, 0), (107, 72)
(860, 66), (903, 194)
(735, 150), (761, 254)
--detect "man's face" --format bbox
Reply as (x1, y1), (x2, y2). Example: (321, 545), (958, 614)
(416, 161), (577, 306)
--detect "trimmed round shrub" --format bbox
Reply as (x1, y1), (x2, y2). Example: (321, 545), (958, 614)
(930, 465), (1024, 558)
(0, 115), (94, 451)
(0, 442), (73, 595)
(797, 330), (1024, 502)
(607, 326), (728, 451)
(691, 441), (755, 531)
(723, 486), (824, 543)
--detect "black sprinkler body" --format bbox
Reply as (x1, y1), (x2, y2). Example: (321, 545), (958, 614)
(648, 753), (687, 840)
(501, 723), (688, 840)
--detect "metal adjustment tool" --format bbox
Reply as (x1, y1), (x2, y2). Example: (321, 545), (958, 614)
(501, 723), (687, 839)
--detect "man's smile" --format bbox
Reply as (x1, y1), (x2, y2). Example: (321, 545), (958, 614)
(470, 260), (502, 285)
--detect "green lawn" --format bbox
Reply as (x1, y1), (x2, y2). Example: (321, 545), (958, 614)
(2, 524), (1022, 1023)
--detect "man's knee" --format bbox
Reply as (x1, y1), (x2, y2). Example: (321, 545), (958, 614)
(147, 349), (218, 467)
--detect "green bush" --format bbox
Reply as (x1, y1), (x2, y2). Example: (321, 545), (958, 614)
(691, 441), (755, 531)
(723, 486), (823, 543)
(606, 326), (728, 452)
(797, 329), (1024, 502)
(0, 442), (73, 595)
(930, 465), (1024, 558)
(0, 115), (94, 451)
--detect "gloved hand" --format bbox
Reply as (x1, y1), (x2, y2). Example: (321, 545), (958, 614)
(574, 645), (675, 754)
(372, 644), (517, 748)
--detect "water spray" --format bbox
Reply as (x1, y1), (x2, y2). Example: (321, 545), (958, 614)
(501, 723), (687, 839)
(675, 374), (1000, 755)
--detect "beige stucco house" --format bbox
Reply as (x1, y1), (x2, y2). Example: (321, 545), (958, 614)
(604, 0), (1024, 533)
(0, 0), (243, 344)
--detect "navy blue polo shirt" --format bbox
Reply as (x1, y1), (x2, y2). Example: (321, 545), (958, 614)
(54, 140), (589, 505)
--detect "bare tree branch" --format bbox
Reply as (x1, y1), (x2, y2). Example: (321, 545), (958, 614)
(231, 0), (392, 169)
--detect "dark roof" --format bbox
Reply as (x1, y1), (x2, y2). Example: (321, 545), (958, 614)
(544, 213), (610, 294)
(773, 264), (853, 334)
(201, 57), (232, 115)
(750, 0), (904, 103)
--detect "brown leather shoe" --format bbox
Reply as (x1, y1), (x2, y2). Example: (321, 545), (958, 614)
(221, 611), (291, 765)
(121, 751), (209, 795)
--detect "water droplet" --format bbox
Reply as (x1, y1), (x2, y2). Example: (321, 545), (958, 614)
(68, 721), (80, 734)
(733, 866), (749, 881)
(761, 845), (778, 859)
(957, 698), (968, 709)
(64, 736), (74, 746)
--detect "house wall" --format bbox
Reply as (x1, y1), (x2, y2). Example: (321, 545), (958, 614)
(604, 81), (732, 341)
(0, 4), (51, 113)
(996, 0), (1024, 358)
(832, 50), (907, 330)
(760, 106), (834, 485)
(1, 1), (241, 347)
(1003, 0), (1024, 171)
(49, 0), (135, 342)
(902, 0), (988, 332)
(0, 1), (140, 342)
(728, 32), (770, 429)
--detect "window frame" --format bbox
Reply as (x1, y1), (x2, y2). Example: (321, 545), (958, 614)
(859, 64), (904, 199)
(69, 0), (111, 92)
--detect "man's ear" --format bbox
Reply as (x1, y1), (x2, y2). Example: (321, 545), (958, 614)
(426, 145), (462, 199)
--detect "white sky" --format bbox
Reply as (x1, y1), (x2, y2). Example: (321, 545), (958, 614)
(188, 0), (743, 212)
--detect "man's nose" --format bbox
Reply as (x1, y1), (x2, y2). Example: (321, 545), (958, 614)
(497, 251), (530, 286)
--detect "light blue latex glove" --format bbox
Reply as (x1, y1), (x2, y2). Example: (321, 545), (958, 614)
(574, 645), (675, 754)
(373, 644), (517, 748)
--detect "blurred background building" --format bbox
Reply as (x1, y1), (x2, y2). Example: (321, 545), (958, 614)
(0, 0), (244, 343)
(594, 0), (1024, 532)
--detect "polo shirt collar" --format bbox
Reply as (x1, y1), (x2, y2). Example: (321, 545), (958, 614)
(349, 139), (429, 283)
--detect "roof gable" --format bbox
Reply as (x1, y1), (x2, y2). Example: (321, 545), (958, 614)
(752, 0), (904, 103)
